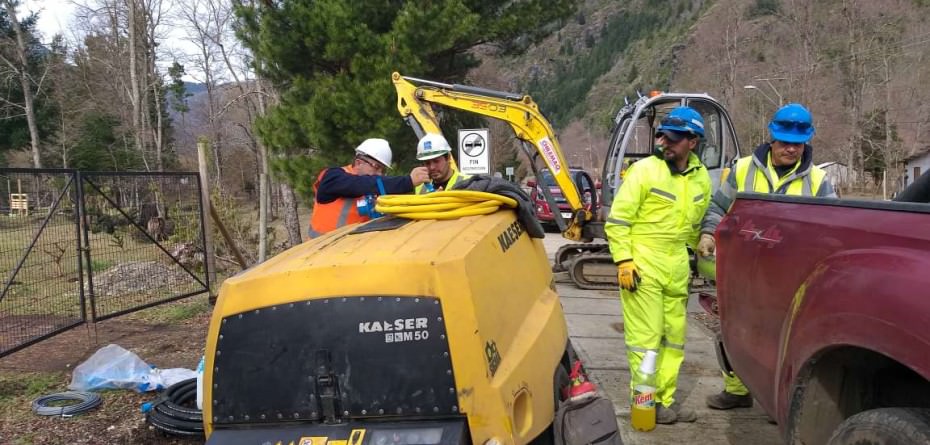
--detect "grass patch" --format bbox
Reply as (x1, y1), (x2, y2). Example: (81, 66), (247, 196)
(90, 259), (113, 272)
(125, 295), (212, 324)
(0, 371), (65, 409)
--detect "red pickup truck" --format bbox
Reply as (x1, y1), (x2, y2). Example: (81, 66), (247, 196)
(710, 193), (930, 444)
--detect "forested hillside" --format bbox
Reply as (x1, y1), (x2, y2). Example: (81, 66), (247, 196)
(490, 0), (930, 192)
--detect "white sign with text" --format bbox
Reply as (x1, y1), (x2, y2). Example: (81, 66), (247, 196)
(458, 129), (490, 175)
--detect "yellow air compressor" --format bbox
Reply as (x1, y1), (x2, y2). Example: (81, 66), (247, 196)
(202, 201), (572, 445)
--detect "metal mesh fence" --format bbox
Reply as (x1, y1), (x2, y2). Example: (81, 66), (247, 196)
(0, 170), (84, 357)
(80, 172), (208, 321)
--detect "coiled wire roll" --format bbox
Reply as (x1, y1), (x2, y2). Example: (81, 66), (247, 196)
(32, 391), (102, 416)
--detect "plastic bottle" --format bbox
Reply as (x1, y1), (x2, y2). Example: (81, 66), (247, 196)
(424, 182), (435, 193)
(630, 350), (658, 432)
(196, 355), (205, 410)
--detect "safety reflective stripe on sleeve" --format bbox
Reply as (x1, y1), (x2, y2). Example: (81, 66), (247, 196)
(649, 187), (677, 201)
(661, 338), (685, 350)
(693, 193), (705, 202)
(607, 217), (631, 226)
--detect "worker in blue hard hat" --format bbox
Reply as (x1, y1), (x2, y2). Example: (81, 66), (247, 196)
(698, 102), (837, 410)
(605, 106), (712, 424)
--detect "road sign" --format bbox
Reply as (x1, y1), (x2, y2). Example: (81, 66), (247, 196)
(458, 129), (490, 175)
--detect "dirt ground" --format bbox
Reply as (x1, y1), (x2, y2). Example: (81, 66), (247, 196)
(0, 297), (211, 445)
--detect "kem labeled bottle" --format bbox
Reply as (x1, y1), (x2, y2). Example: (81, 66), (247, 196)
(631, 350), (658, 432)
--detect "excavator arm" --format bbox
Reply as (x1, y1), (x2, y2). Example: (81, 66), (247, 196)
(392, 72), (592, 241)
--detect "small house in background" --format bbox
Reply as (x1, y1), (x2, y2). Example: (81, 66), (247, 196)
(818, 161), (857, 190)
(903, 149), (930, 188)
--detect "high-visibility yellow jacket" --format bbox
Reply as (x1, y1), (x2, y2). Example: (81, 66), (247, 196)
(701, 142), (837, 234)
(605, 153), (712, 263)
(415, 169), (469, 194)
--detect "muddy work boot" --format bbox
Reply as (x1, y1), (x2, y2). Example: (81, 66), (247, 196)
(656, 402), (697, 424)
(705, 391), (753, 410)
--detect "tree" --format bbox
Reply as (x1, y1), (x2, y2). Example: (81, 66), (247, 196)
(0, 1), (43, 167)
(857, 108), (898, 184)
(233, 0), (576, 201)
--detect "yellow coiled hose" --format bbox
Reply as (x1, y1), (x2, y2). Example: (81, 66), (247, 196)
(375, 190), (518, 220)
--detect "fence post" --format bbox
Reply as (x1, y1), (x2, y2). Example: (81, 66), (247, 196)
(198, 141), (218, 296)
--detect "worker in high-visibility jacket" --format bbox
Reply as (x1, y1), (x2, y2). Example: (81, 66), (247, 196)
(699, 103), (837, 410)
(308, 138), (429, 239)
(414, 133), (469, 194)
(605, 106), (712, 425)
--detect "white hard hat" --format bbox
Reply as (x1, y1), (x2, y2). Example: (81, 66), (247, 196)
(416, 133), (452, 161)
(355, 138), (392, 168)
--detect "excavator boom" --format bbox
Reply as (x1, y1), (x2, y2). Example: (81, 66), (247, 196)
(393, 72), (591, 241)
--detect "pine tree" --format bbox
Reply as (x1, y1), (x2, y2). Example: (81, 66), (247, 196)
(233, 0), (576, 201)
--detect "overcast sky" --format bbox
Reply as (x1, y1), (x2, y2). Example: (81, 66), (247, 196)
(23, 0), (74, 40)
(21, 0), (207, 82)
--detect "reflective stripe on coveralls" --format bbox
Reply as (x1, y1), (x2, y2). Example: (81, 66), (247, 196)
(415, 169), (468, 194)
(604, 154), (711, 408)
(308, 165), (369, 238)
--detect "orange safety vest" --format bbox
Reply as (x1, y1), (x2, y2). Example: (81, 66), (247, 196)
(307, 165), (368, 239)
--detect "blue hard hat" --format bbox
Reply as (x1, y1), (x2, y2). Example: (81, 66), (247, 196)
(656, 106), (705, 138)
(768, 103), (815, 144)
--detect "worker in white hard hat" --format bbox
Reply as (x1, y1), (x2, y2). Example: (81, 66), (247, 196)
(308, 138), (429, 238)
(414, 133), (469, 194)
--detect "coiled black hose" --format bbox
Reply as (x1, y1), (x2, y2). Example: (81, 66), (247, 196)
(145, 378), (204, 437)
(32, 391), (102, 416)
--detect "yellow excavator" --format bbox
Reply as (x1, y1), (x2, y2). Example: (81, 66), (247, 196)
(392, 73), (742, 289)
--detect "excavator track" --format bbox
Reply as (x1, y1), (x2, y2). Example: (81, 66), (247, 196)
(553, 243), (609, 272)
(568, 252), (619, 290)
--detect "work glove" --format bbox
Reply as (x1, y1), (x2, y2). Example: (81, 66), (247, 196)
(617, 260), (641, 292)
(698, 233), (716, 258)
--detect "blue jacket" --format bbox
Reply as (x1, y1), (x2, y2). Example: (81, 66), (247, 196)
(315, 167), (414, 203)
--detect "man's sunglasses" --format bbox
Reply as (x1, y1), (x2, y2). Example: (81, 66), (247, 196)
(357, 156), (384, 172)
(771, 120), (812, 132)
(661, 116), (689, 128)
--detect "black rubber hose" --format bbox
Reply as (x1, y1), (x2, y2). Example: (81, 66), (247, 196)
(146, 378), (204, 437)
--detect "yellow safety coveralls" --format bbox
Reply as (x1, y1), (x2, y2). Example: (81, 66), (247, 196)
(701, 142), (836, 395)
(605, 153), (711, 407)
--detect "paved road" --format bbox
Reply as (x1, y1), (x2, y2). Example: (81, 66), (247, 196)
(541, 234), (781, 445)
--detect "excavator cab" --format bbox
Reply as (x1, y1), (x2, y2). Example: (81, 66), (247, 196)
(600, 93), (741, 215)
(559, 93), (742, 288)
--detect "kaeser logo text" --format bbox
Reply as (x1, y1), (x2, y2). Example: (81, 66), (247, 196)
(359, 318), (428, 333)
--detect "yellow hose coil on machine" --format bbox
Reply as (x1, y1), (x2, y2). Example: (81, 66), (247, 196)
(376, 190), (518, 220)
